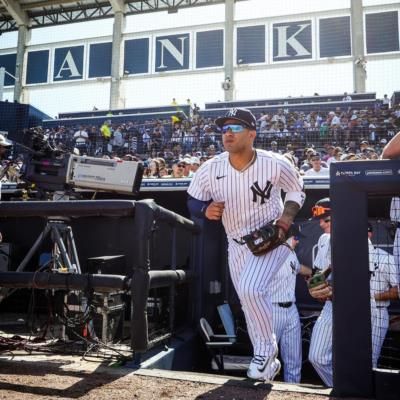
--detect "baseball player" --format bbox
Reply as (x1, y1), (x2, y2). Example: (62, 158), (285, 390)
(307, 200), (389, 386)
(307, 198), (334, 387)
(269, 226), (311, 383)
(187, 108), (305, 382)
(368, 223), (399, 368)
(390, 197), (400, 285)
(381, 132), (400, 284)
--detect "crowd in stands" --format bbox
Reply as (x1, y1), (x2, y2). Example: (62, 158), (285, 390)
(16, 96), (400, 179)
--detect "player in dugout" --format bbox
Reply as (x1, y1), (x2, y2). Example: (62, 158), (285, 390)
(307, 198), (398, 385)
(187, 107), (305, 383)
(381, 129), (400, 295)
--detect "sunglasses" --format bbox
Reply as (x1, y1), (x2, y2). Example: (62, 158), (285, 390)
(311, 157), (321, 161)
(312, 205), (331, 217)
(221, 124), (246, 134)
(324, 218), (331, 223)
(177, 164), (185, 168)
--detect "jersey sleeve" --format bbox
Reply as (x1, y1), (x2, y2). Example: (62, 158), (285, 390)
(390, 197), (400, 222)
(314, 235), (331, 271)
(277, 156), (306, 208)
(187, 162), (212, 201)
(384, 251), (399, 287)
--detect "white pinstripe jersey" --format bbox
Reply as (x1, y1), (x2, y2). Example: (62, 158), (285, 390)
(269, 250), (300, 303)
(314, 233), (331, 277)
(390, 197), (400, 222)
(368, 241), (398, 307)
(187, 149), (304, 240)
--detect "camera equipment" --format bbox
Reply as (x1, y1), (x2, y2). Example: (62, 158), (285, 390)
(66, 155), (143, 195)
(20, 127), (144, 195)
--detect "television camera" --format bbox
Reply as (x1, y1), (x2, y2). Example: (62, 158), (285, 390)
(20, 127), (143, 197)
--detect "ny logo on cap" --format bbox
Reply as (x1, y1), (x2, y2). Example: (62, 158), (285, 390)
(227, 108), (239, 117)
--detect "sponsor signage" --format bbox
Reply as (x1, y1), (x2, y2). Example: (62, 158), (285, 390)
(273, 20), (312, 61)
(155, 33), (190, 72)
(53, 46), (84, 82)
(2, 10), (397, 86)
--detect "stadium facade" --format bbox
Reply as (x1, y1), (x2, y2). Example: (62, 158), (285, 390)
(0, 0), (399, 117)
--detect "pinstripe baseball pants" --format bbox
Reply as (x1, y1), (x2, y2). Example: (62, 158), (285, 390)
(272, 303), (302, 383)
(228, 239), (291, 358)
(371, 306), (389, 368)
(309, 300), (333, 387)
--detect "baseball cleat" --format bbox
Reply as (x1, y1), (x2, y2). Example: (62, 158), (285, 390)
(247, 354), (281, 382)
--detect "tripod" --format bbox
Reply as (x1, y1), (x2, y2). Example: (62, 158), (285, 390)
(19, 218), (81, 275)
(0, 218), (81, 304)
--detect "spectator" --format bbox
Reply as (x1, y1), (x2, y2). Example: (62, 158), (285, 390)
(171, 160), (185, 178)
(330, 147), (344, 163)
(270, 141), (280, 153)
(112, 126), (125, 154)
(190, 157), (200, 173)
(73, 125), (89, 153)
(181, 157), (194, 177)
(381, 94), (390, 110)
(342, 92), (352, 101)
(304, 153), (329, 176)
(148, 159), (161, 178)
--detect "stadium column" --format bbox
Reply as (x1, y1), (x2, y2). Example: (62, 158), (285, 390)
(14, 24), (28, 103)
(2, 0), (29, 102)
(109, 5), (125, 110)
(224, 0), (234, 101)
(350, 0), (366, 93)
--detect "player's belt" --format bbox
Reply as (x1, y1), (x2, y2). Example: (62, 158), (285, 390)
(276, 302), (293, 308)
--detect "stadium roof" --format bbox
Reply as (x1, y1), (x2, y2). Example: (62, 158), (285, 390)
(0, 0), (245, 33)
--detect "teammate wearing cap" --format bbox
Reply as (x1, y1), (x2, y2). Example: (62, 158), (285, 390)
(187, 107), (305, 382)
(381, 132), (400, 298)
(269, 225), (311, 383)
(368, 223), (399, 367)
(308, 199), (392, 385)
(308, 198), (334, 387)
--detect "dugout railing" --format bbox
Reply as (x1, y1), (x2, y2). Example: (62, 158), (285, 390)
(0, 199), (199, 354)
(330, 160), (400, 399)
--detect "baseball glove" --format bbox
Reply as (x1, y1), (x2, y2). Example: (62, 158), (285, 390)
(242, 221), (288, 256)
(308, 270), (333, 301)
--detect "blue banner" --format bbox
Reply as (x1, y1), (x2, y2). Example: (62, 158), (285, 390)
(89, 42), (112, 78)
(124, 38), (149, 74)
(155, 33), (190, 72)
(26, 50), (49, 84)
(273, 20), (312, 61)
(196, 30), (223, 68)
(53, 46), (84, 81)
(319, 17), (351, 58)
(0, 53), (17, 86)
(237, 25), (266, 64)
(366, 11), (399, 54)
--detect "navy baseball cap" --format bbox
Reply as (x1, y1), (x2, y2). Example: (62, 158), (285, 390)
(215, 108), (257, 130)
(289, 224), (305, 239)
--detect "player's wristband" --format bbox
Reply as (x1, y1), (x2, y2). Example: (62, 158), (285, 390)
(275, 219), (290, 233)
